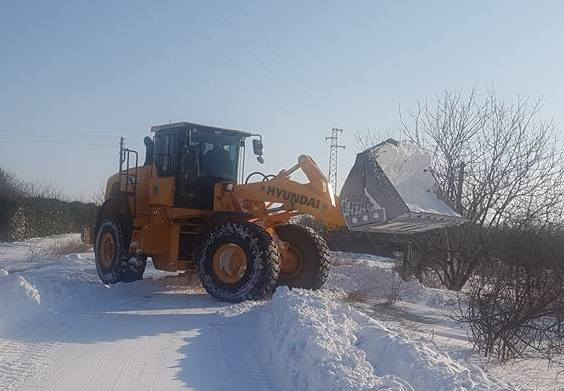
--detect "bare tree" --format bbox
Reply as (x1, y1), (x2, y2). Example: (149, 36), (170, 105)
(400, 88), (564, 229)
(355, 125), (403, 151)
(21, 182), (63, 200)
(401, 89), (486, 213)
(0, 167), (24, 199)
(359, 87), (564, 290)
(413, 225), (486, 290)
(91, 184), (106, 207)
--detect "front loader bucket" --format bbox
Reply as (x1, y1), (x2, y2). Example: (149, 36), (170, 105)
(340, 139), (465, 234)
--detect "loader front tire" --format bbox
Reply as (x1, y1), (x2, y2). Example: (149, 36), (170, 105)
(196, 221), (280, 302)
(275, 224), (330, 290)
(95, 219), (146, 284)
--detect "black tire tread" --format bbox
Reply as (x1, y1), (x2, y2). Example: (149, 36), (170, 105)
(118, 255), (146, 282)
(196, 221), (280, 302)
(276, 223), (331, 290)
(95, 219), (145, 284)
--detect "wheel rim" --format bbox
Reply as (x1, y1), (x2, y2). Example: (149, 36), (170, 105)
(212, 243), (248, 284)
(99, 232), (115, 268)
(280, 246), (303, 279)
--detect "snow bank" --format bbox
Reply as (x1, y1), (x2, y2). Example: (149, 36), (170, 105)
(261, 287), (408, 391)
(328, 252), (457, 308)
(354, 313), (506, 391)
(259, 288), (508, 391)
(0, 269), (42, 335)
(0, 234), (170, 336)
(373, 140), (459, 217)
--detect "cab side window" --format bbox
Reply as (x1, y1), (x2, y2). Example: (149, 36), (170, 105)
(153, 133), (179, 176)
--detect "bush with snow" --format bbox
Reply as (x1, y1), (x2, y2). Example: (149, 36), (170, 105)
(328, 252), (457, 309)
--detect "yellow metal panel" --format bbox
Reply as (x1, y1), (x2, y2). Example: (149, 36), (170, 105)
(149, 177), (175, 206)
(133, 220), (184, 272)
(218, 154), (346, 229)
(133, 166), (151, 215)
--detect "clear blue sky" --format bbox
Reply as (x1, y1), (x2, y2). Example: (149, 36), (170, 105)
(1, 0), (563, 200)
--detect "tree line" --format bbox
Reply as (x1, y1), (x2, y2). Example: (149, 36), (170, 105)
(0, 167), (97, 242)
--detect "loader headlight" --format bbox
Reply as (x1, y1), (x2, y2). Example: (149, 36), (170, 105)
(224, 183), (235, 192)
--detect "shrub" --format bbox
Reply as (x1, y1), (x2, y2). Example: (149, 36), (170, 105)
(458, 260), (564, 362)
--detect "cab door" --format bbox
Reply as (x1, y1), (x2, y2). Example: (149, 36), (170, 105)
(175, 130), (203, 208)
(150, 131), (179, 206)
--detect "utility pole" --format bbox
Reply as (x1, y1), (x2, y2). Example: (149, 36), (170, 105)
(119, 137), (125, 169)
(325, 128), (345, 196)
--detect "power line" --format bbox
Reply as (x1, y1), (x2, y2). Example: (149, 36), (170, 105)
(172, 0), (242, 73)
(172, 0), (295, 119)
(0, 135), (117, 148)
(234, 0), (289, 72)
(234, 0), (319, 105)
(235, 0), (337, 130)
(205, 0), (321, 128)
(0, 131), (117, 140)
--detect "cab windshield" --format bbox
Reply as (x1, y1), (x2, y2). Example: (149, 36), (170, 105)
(191, 130), (241, 182)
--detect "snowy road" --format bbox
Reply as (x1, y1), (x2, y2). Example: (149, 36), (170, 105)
(0, 239), (279, 391)
(1, 289), (278, 391)
(1, 235), (555, 390)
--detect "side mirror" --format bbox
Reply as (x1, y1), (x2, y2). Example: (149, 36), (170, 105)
(252, 139), (263, 156)
(252, 138), (264, 164)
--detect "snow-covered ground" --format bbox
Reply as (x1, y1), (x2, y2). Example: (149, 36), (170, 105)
(0, 235), (561, 390)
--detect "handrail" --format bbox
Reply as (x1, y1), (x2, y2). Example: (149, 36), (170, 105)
(118, 137), (139, 216)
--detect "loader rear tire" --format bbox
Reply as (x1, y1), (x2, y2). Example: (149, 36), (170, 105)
(275, 224), (330, 290)
(95, 219), (146, 284)
(196, 221), (280, 303)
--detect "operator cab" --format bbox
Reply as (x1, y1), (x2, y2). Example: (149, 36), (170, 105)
(148, 122), (262, 210)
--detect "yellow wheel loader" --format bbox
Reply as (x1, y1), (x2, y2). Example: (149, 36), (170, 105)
(84, 122), (464, 302)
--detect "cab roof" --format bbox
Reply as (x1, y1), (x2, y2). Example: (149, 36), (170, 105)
(150, 122), (253, 138)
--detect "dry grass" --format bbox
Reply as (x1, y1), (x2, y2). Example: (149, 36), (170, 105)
(342, 289), (371, 304)
(27, 238), (92, 261)
(26, 245), (45, 263)
(47, 238), (92, 256)
(385, 278), (402, 307)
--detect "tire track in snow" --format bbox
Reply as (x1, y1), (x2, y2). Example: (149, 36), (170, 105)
(1, 281), (279, 391)
(0, 339), (58, 391)
(201, 321), (280, 391)
(0, 240), (278, 391)
(19, 294), (195, 391)
(0, 314), (74, 391)
(0, 307), (89, 391)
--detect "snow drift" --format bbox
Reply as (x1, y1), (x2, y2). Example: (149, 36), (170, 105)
(260, 287), (407, 390)
(0, 268), (41, 335)
(257, 287), (507, 391)
(356, 315), (503, 391)
(327, 252), (457, 308)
